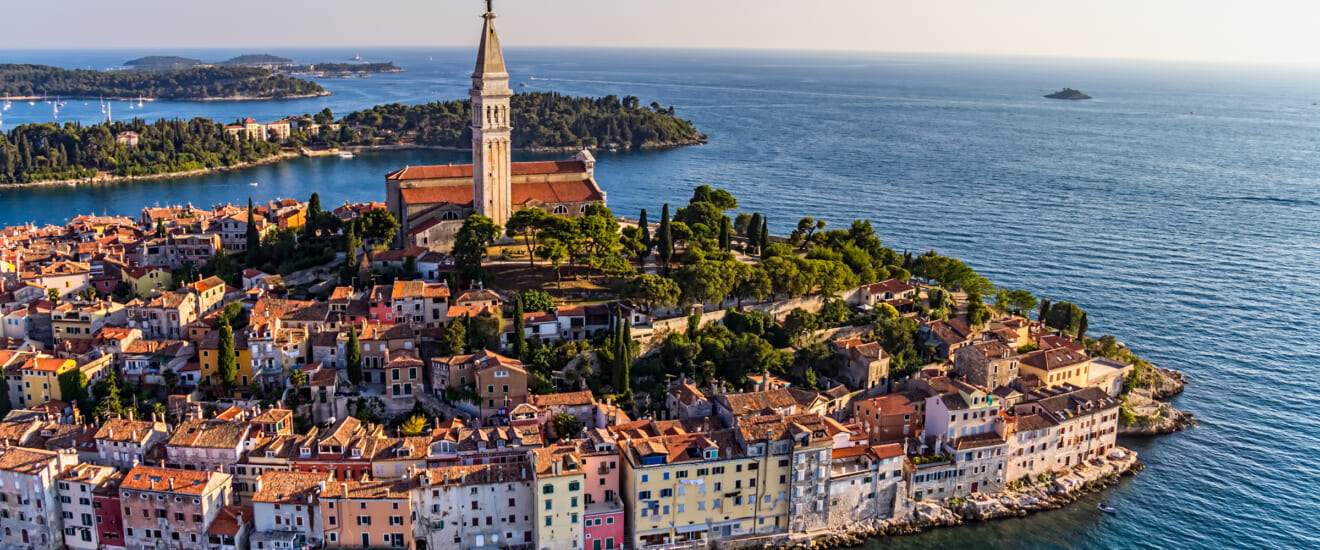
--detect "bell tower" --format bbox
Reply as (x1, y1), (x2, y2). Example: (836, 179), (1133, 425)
(470, 0), (513, 228)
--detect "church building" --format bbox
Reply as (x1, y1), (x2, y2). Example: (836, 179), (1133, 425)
(385, 4), (607, 251)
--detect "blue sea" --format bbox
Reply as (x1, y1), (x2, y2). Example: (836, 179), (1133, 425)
(2, 47), (1319, 549)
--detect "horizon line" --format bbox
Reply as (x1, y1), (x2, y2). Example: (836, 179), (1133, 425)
(3, 45), (1320, 70)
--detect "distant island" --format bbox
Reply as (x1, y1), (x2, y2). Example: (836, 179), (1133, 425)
(123, 55), (203, 70)
(0, 92), (702, 185)
(1045, 88), (1092, 100)
(217, 54), (296, 67)
(0, 64), (327, 101)
(288, 62), (405, 76)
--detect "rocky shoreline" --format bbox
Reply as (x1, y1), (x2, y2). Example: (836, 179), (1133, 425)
(1119, 366), (1196, 436)
(1, 152), (299, 189)
(780, 449), (1143, 550)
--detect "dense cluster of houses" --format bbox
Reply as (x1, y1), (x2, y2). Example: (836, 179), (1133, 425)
(0, 201), (1135, 550)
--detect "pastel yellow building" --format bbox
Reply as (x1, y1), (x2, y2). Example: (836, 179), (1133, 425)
(123, 266), (173, 298)
(1019, 348), (1091, 389)
(200, 329), (254, 392)
(21, 356), (76, 404)
(619, 429), (770, 549)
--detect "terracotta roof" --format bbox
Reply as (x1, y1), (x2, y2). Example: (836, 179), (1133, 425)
(23, 357), (72, 373)
(387, 160), (586, 181)
(122, 466), (225, 495)
(253, 471), (330, 504)
(0, 447), (60, 474)
(320, 479), (411, 500)
(207, 505), (253, 536)
(57, 463), (115, 484)
(511, 180), (604, 205)
(869, 443), (905, 460)
(400, 186), (474, 208)
(531, 391), (594, 408)
(1020, 348), (1089, 372)
(95, 418), (162, 443)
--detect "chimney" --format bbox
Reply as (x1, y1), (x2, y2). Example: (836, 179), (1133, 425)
(236, 510), (244, 525)
(168, 478), (174, 491)
(340, 482), (348, 496)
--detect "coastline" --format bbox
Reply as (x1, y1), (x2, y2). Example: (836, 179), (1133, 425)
(777, 449), (1143, 550)
(342, 135), (708, 155)
(0, 152), (300, 189)
(0, 91), (330, 102)
(0, 134), (707, 190)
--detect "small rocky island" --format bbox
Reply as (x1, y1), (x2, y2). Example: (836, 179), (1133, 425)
(1045, 87), (1092, 100)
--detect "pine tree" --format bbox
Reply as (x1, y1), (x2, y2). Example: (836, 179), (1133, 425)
(658, 204), (673, 275)
(216, 321), (237, 394)
(346, 324), (363, 386)
(96, 370), (125, 421)
(245, 198), (261, 266)
(747, 212), (762, 254)
(512, 294), (527, 359)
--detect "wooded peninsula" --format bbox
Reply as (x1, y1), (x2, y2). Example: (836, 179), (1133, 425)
(331, 92), (704, 151)
(0, 93), (703, 184)
(0, 64), (327, 100)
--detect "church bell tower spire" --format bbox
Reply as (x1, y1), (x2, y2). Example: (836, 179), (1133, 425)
(470, 0), (513, 229)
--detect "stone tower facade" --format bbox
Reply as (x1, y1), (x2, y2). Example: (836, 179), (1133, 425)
(470, 5), (514, 229)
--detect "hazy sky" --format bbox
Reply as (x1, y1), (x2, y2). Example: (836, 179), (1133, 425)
(8, 0), (1320, 65)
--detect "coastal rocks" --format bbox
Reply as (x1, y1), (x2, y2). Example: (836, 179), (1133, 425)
(1152, 367), (1187, 399)
(791, 449), (1142, 550)
(1119, 403), (1196, 436)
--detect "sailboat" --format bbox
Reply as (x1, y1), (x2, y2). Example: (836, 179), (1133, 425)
(2, 96), (10, 111)
(138, 96), (144, 108)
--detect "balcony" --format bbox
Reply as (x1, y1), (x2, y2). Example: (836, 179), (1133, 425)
(641, 539), (706, 550)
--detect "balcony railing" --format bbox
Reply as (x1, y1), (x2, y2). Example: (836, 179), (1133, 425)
(641, 539), (706, 550)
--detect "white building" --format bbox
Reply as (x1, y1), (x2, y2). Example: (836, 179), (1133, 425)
(415, 464), (535, 550)
(57, 463), (118, 550)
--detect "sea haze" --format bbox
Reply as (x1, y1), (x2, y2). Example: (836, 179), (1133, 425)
(2, 47), (1319, 549)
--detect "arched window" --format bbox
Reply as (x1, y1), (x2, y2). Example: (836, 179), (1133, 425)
(553, 205), (569, 215)
(441, 210), (461, 221)
(579, 205), (589, 213)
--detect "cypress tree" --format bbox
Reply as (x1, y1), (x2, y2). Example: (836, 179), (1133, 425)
(346, 324), (363, 386)
(747, 213), (762, 254)
(658, 204), (673, 275)
(308, 192), (322, 219)
(216, 321), (237, 394)
(245, 198), (261, 266)
(759, 216), (770, 258)
(1078, 312), (1089, 341)
(618, 310), (632, 393)
(512, 294), (527, 359)
(1038, 298), (1051, 323)
(638, 209), (651, 250)
(718, 216), (732, 251)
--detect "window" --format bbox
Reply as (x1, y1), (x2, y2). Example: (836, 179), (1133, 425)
(542, 485), (554, 495)
(568, 481), (580, 491)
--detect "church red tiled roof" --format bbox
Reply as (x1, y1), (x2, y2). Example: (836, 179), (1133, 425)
(387, 161), (587, 181)
(401, 180), (604, 209)
(511, 180), (603, 205)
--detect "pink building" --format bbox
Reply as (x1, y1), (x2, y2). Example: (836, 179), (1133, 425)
(577, 429), (625, 550)
(93, 475), (126, 550)
(368, 285), (397, 324)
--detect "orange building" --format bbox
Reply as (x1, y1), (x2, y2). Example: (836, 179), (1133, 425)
(318, 479), (415, 549)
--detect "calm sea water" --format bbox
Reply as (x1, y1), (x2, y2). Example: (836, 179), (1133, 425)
(3, 47), (1319, 549)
